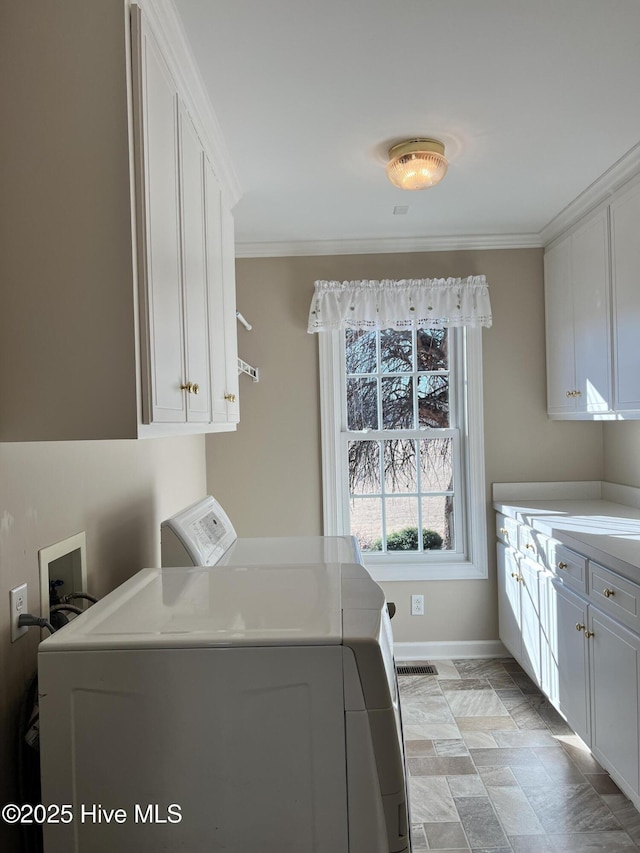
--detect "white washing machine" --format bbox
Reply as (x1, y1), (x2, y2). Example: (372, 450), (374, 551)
(159, 494), (363, 569)
(38, 559), (410, 852)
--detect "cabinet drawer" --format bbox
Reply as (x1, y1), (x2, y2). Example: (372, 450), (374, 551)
(589, 563), (640, 633)
(496, 513), (519, 547)
(548, 542), (587, 593)
(518, 525), (548, 565)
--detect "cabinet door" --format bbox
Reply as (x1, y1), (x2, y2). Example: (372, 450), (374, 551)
(133, 12), (186, 423)
(571, 209), (612, 413)
(544, 236), (575, 414)
(221, 206), (240, 423)
(519, 558), (542, 686)
(497, 543), (522, 661)
(589, 607), (640, 796)
(611, 180), (640, 411)
(205, 159), (239, 425)
(539, 570), (557, 703)
(178, 102), (211, 422)
(551, 580), (590, 744)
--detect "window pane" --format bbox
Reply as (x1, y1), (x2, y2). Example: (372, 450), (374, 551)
(416, 328), (448, 371)
(350, 497), (382, 552)
(381, 376), (413, 428)
(419, 438), (454, 491)
(348, 440), (380, 494)
(417, 375), (450, 427)
(381, 330), (412, 372)
(347, 378), (378, 430)
(385, 498), (419, 550)
(383, 439), (417, 493)
(421, 496), (454, 550)
(345, 329), (377, 374)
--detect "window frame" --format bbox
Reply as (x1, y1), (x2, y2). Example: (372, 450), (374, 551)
(319, 326), (487, 581)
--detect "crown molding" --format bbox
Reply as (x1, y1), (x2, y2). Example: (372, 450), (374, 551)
(540, 141), (640, 246)
(235, 232), (542, 259)
(135, 0), (242, 208)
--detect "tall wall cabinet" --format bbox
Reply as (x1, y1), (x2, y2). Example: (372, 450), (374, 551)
(0, 0), (240, 440)
(544, 176), (640, 419)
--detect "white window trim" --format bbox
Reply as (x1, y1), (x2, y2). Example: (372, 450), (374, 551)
(319, 327), (488, 582)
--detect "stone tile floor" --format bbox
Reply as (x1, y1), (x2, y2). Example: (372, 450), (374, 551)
(400, 658), (640, 852)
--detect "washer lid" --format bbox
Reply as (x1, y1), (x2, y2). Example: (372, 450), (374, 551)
(217, 535), (361, 566)
(39, 564), (344, 651)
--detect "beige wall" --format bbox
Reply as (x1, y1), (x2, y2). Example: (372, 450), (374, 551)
(603, 422), (640, 487)
(206, 248), (605, 643)
(0, 436), (206, 848)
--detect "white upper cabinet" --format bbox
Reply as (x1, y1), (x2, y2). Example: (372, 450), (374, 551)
(0, 0), (240, 441)
(545, 208), (612, 418)
(133, 18), (185, 424)
(544, 177), (640, 420)
(132, 6), (238, 433)
(544, 236), (576, 415)
(611, 180), (640, 412)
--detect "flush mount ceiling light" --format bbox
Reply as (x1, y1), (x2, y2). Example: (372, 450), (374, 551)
(385, 138), (448, 190)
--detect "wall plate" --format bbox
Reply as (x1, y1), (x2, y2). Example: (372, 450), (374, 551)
(39, 532), (87, 626)
(10, 583), (28, 642)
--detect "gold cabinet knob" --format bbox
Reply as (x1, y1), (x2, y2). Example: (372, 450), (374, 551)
(511, 572), (519, 579)
(603, 588), (615, 598)
(585, 630), (595, 638)
(566, 391), (573, 398)
(224, 393), (236, 403)
(180, 382), (193, 393)
(500, 527), (508, 535)
(557, 561), (568, 570)
(576, 623), (585, 632)
(192, 383), (200, 395)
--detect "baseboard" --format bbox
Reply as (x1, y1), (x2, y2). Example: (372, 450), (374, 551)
(394, 640), (509, 661)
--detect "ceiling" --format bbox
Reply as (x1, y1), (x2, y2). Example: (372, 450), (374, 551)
(173, 0), (640, 256)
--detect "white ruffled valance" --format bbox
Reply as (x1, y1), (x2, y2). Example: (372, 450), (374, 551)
(307, 276), (492, 332)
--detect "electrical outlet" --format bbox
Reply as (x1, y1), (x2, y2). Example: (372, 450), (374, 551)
(411, 594), (425, 616)
(10, 583), (28, 642)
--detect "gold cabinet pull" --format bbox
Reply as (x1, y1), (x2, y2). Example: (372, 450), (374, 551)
(585, 630), (595, 638)
(525, 543), (535, 551)
(511, 572), (519, 579)
(500, 527), (508, 535)
(576, 623), (585, 632)
(192, 383), (200, 395)
(224, 393), (236, 403)
(557, 561), (568, 570)
(565, 390), (583, 398)
(180, 382), (193, 393)
(603, 588), (615, 598)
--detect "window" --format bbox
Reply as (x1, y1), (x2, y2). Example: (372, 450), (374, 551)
(319, 326), (487, 581)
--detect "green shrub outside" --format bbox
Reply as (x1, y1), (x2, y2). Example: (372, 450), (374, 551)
(370, 526), (443, 551)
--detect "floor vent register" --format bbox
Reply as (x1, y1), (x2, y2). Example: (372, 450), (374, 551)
(396, 664), (438, 676)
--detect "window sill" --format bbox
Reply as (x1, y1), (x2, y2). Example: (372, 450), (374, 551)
(363, 555), (487, 582)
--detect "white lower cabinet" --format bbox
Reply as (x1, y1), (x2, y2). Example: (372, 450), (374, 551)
(519, 558), (543, 686)
(589, 608), (640, 797)
(497, 543), (522, 662)
(497, 511), (640, 810)
(548, 580), (591, 745)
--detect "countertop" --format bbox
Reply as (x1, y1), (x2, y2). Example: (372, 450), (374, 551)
(493, 494), (640, 583)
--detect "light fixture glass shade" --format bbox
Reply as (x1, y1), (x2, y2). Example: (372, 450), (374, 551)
(386, 139), (448, 190)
